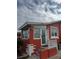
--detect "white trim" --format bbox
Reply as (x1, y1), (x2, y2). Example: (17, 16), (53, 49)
(51, 36), (59, 39)
(50, 26), (59, 39)
(22, 29), (29, 39)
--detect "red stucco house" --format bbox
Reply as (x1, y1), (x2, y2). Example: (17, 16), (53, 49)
(19, 20), (61, 59)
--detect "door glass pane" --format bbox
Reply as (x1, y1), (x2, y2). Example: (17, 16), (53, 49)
(42, 29), (46, 44)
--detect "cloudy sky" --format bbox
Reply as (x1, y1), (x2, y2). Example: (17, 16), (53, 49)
(17, 0), (61, 29)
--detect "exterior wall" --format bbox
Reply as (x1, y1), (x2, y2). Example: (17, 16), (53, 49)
(29, 26), (41, 48)
(48, 48), (57, 57)
(33, 40), (41, 48)
(40, 49), (48, 59)
(21, 26), (41, 53)
(22, 21), (61, 47)
(29, 27), (34, 44)
(40, 48), (57, 59)
(48, 21), (61, 43)
(21, 21), (61, 58)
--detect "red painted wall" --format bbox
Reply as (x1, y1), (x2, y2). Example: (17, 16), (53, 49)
(29, 26), (41, 48)
(40, 49), (48, 59)
(29, 28), (34, 44)
(52, 21), (61, 43)
(48, 21), (61, 43)
(21, 21), (61, 58)
(40, 48), (57, 59)
(48, 48), (57, 57)
(22, 21), (61, 49)
(34, 40), (41, 48)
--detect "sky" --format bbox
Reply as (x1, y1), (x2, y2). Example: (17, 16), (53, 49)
(17, 0), (61, 29)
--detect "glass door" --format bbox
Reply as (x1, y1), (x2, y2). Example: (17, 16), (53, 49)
(41, 28), (47, 46)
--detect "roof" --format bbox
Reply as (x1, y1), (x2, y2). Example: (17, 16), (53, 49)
(18, 20), (61, 30)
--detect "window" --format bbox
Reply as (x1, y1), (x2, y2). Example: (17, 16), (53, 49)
(34, 28), (41, 39)
(51, 27), (58, 38)
(22, 30), (29, 39)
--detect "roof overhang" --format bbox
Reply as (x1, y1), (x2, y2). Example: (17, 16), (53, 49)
(18, 20), (61, 30)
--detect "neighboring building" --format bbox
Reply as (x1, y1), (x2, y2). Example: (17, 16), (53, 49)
(18, 20), (61, 59)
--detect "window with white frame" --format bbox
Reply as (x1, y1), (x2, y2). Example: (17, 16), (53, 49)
(51, 27), (58, 38)
(34, 28), (41, 39)
(22, 30), (29, 39)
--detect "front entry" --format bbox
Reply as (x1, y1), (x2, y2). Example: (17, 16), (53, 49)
(41, 27), (47, 46)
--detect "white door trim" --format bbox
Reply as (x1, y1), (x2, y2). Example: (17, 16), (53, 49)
(41, 26), (48, 46)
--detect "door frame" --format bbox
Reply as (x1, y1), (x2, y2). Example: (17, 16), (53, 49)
(41, 26), (48, 46)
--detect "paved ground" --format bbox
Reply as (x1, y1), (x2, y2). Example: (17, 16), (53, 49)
(27, 55), (39, 59)
(27, 54), (60, 59)
(18, 50), (61, 59)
